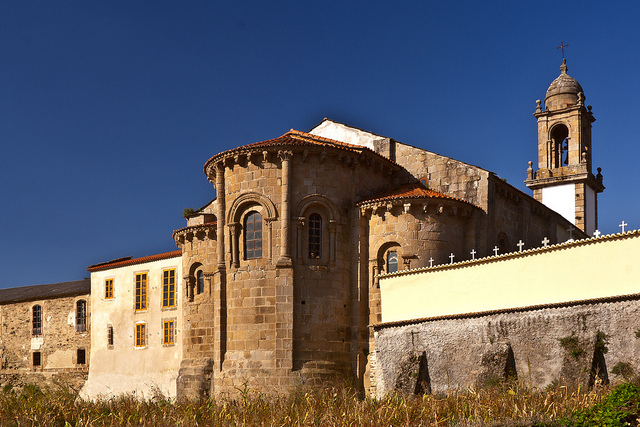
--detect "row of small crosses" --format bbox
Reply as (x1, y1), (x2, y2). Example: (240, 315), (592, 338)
(428, 221), (631, 268)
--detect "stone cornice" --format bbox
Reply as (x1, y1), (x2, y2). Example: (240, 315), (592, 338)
(203, 131), (401, 182)
(172, 223), (217, 246)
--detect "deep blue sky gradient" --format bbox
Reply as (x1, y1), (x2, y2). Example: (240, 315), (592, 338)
(1, 2), (639, 287)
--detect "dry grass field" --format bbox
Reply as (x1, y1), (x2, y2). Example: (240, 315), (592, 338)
(0, 380), (638, 426)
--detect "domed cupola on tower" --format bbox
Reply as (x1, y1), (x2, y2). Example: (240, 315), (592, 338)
(525, 59), (605, 236)
(545, 59), (584, 111)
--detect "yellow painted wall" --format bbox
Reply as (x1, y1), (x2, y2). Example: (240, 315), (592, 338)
(379, 231), (640, 323)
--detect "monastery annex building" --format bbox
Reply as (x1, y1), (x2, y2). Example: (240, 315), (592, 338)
(1, 60), (637, 399)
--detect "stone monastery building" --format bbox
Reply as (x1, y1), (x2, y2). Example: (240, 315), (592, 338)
(0, 60), (621, 398)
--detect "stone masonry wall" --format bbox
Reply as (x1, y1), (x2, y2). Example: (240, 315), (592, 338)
(394, 142), (489, 209)
(0, 294), (90, 390)
(373, 298), (640, 398)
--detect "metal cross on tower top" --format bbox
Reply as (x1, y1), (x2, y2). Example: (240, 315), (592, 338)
(557, 41), (569, 59)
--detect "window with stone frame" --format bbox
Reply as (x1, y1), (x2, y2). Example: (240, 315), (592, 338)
(244, 211), (263, 259)
(76, 300), (87, 332)
(135, 323), (147, 348)
(32, 305), (42, 336)
(32, 351), (41, 367)
(77, 348), (86, 365)
(196, 270), (204, 295)
(162, 269), (176, 308)
(163, 320), (175, 345)
(107, 325), (114, 347)
(135, 272), (147, 311)
(308, 213), (322, 259)
(105, 278), (114, 299)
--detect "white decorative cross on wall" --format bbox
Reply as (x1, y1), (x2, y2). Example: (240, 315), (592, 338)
(493, 246), (499, 256)
(470, 249), (476, 260)
(429, 257), (434, 268)
(517, 240), (524, 252)
(449, 253), (455, 264)
(542, 237), (549, 247)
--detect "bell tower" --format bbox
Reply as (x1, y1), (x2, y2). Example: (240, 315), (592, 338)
(525, 59), (605, 235)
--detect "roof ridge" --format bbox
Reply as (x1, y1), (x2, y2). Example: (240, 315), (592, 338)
(88, 250), (182, 272)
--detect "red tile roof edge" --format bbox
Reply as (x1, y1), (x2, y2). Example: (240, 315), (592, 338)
(203, 129), (401, 174)
(372, 291), (640, 330)
(87, 250), (182, 272)
(358, 183), (478, 208)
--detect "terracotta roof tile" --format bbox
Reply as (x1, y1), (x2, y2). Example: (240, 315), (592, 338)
(204, 129), (401, 172)
(87, 250), (182, 272)
(358, 183), (475, 206)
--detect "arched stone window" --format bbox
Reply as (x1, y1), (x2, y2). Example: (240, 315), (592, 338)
(377, 242), (402, 275)
(308, 213), (322, 259)
(32, 305), (42, 336)
(196, 270), (204, 295)
(387, 251), (399, 273)
(550, 124), (569, 167)
(76, 300), (87, 333)
(244, 211), (263, 259)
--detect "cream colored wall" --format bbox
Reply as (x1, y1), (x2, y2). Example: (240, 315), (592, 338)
(82, 255), (182, 399)
(379, 231), (640, 323)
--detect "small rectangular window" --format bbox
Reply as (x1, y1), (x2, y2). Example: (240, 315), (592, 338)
(77, 349), (86, 365)
(162, 269), (176, 308)
(163, 320), (175, 345)
(135, 323), (146, 348)
(135, 273), (147, 311)
(105, 278), (114, 299)
(33, 351), (41, 367)
(107, 325), (114, 347)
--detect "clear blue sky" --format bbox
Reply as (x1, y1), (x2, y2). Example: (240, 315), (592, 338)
(1, 2), (639, 288)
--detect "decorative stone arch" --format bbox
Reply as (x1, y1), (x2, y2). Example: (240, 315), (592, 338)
(226, 192), (278, 267)
(186, 261), (204, 302)
(293, 194), (340, 266)
(548, 122), (571, 168)
(496, 232), (510, 255)
(371, 237), (410, 287)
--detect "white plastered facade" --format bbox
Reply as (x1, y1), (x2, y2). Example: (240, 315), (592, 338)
(82, 254), (182, 399)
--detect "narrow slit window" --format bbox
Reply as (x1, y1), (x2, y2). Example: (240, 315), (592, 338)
(387, 251), (399, 273)
(308, 213), (322, 259)
(107, 326), (114, 346)
(77, 348), (86, 365)
(33, 351), (41, 367)
(196, 270), (204, 295)
(32, 305), (42, 336)
(245, 211), (263, 259)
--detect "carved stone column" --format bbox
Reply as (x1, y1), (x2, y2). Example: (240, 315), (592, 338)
(295, 217), (305, 261)
(215, 162), (226, 269)
(277, 150), (293, 266)
(329, 220), (337, 267)
(229, 223), (240, 268)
